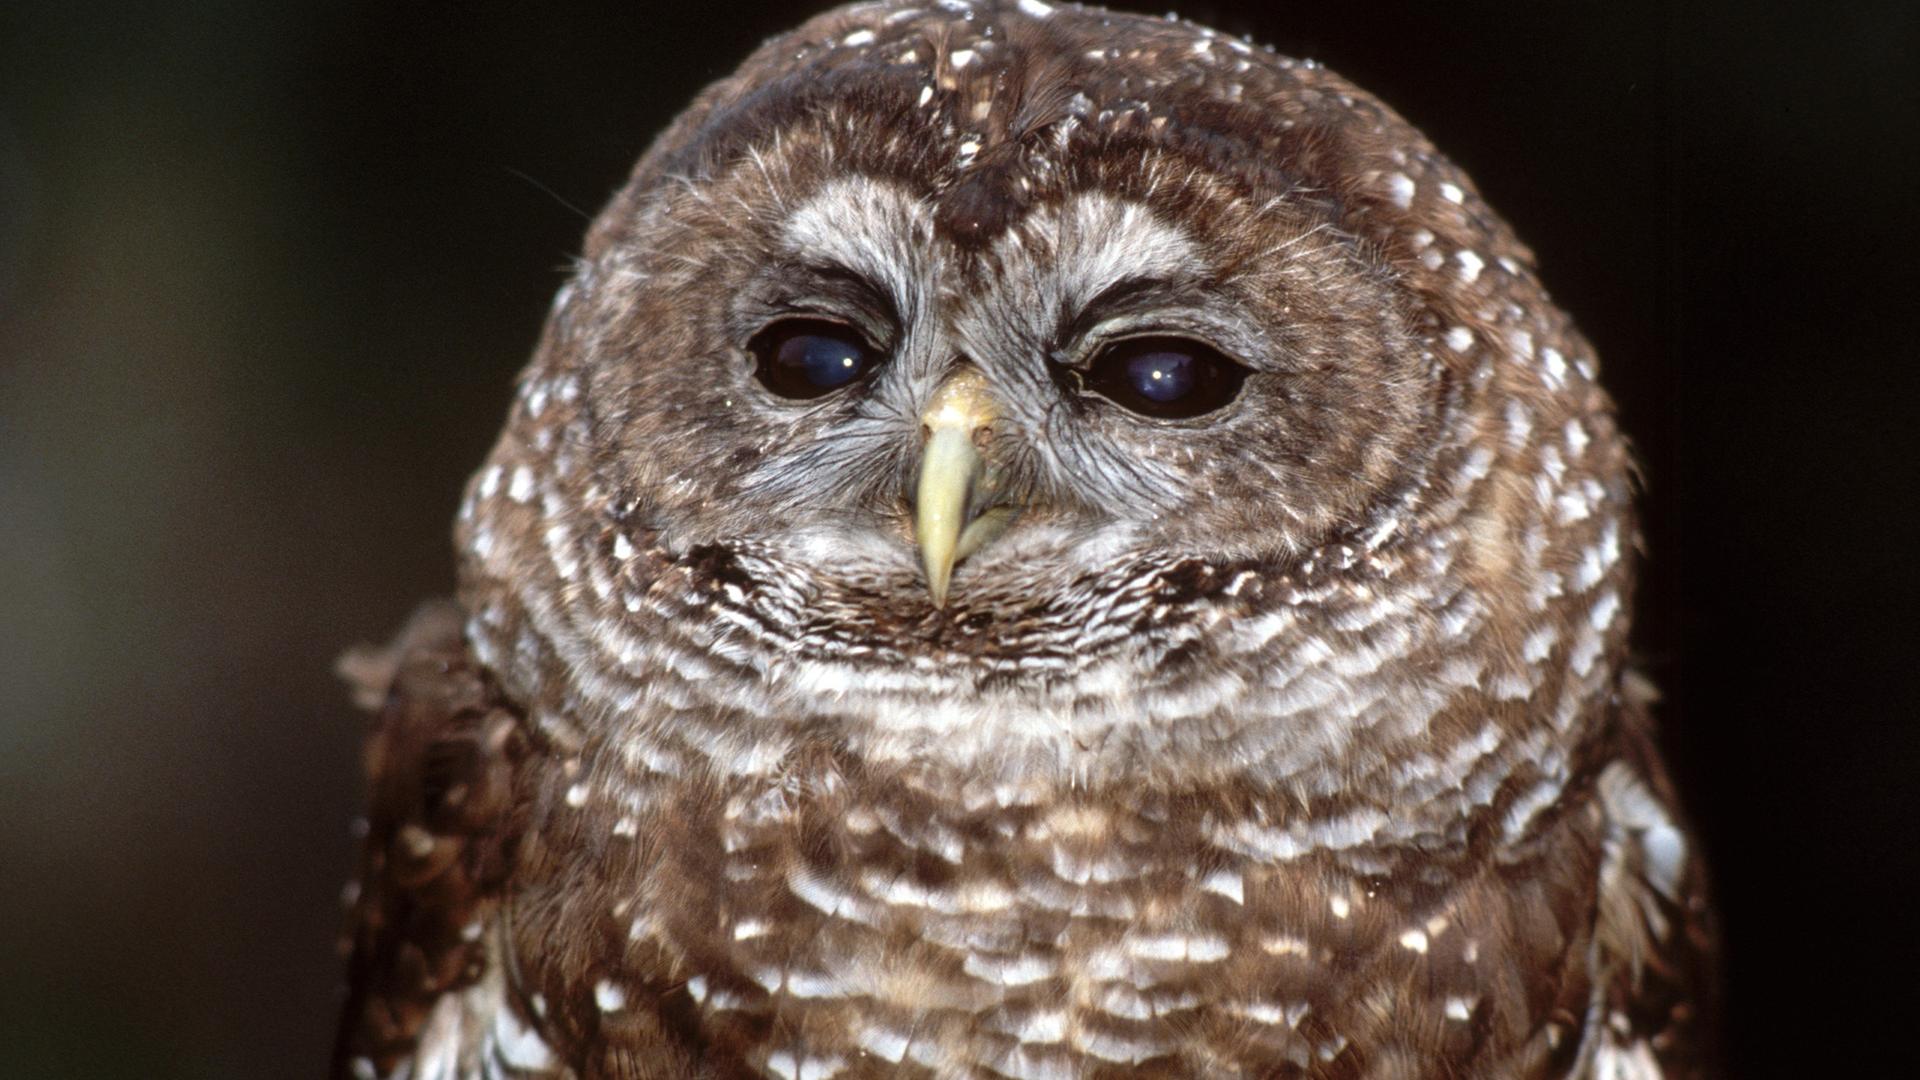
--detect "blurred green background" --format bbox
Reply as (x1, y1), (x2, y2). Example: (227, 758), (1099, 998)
(0, 1), (1913, 1076)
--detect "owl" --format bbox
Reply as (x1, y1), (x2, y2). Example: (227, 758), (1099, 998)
(332, 2), (1713, 1078)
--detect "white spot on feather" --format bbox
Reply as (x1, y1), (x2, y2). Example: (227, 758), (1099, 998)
(1200, 868), (1244, 904)
(1126, 931), (1230, 962)
(1542, 345), (1570, 387)
(1456, 249), (1485, 283)
(964, 951), (1057, 986)
(507, 466), (534, 503)
(857, 1024), (911, 1063)
(1592, 1035), (1664, 1080)
(1386, 171), (1415, 208)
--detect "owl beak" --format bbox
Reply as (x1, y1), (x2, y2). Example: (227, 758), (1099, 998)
(915, 367), (1009, 608)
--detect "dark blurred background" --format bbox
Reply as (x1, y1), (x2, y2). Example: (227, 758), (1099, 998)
(1, 1), (1913, 1076)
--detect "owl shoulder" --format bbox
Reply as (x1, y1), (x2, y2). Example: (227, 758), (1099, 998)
(331, 601), (552, 1078)
(1581, 677), (1718, 1079)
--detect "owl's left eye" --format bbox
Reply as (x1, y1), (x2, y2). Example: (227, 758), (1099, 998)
(749, 319), (879, 399)
(1079, 336), (1249, 418)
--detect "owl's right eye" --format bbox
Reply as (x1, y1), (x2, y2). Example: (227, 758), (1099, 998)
(749, 319), (879, 399)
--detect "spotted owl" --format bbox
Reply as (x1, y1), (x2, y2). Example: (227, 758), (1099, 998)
(332, 2), (1714, 1077)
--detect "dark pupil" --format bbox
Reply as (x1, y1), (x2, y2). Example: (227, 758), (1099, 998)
(752, 320), (874, 399)
(1125, 350), (1197, 403)
(778, 333), (865, 389)
(1083, 336), (1247, 418)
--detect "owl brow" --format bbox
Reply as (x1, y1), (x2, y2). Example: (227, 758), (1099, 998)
(1056, 273), (1202, 349)
(764, 259), (904, 332)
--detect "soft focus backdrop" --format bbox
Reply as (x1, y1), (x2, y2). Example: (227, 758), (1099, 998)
(2, 1), (1913, 1076)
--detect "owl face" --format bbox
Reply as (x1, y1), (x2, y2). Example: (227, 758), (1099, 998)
(461, 0), (1634, 787)
(560, 34), (1435, 631)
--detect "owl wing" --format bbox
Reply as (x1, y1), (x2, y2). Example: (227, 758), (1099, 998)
(331, 601), (565, 1079)
(1581, 680), (1719, 1080)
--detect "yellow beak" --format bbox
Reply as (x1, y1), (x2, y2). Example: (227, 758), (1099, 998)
(914, 367), (1009, 607)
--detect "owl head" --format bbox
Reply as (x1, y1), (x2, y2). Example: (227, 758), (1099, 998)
(457, 0), (1635, 790)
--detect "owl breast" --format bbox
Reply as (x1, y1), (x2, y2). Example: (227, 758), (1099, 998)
(508, 737), (1613, 1078)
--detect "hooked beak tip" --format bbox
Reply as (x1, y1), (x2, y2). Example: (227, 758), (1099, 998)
(915, 423), (974, 609)
(914, 368), (997, 608)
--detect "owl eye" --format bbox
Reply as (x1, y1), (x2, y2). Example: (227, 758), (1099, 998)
(1081, 336), (1249, 418)
(749, 319), (879, 399)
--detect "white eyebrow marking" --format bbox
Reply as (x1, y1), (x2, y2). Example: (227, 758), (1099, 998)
(780, 176), (933, 319)
(995, 192), (1205, 320)
(1059, 192), (1203, 298)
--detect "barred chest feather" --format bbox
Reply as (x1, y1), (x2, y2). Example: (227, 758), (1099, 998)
(503, 722), (1664, 1079)
(335, 596), (1704, 1080)
(467, 528), (1691, 1077)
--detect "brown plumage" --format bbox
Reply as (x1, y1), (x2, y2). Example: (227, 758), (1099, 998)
(333, 2), (1714, 1077)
